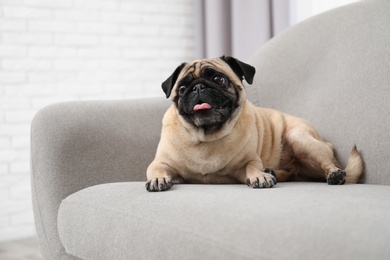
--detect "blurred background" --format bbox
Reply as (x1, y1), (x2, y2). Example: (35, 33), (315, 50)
(0, 0), (358, 252)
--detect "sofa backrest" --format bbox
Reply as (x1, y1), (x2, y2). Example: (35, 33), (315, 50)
(247, 0), (390, 184)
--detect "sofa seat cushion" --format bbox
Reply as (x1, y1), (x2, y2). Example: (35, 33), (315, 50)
(58, 182), (390, 260)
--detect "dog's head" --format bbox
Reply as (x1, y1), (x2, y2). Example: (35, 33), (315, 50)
(162, 56), (255, 130)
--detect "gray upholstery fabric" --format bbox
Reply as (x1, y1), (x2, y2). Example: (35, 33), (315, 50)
(58, 182), (390, 260)
(31, 99), (170, 259)
(31, 0), (390, 259)
(248, 0), (390, 184)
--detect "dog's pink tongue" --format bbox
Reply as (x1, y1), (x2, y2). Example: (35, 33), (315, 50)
(193, 103), (212, 111)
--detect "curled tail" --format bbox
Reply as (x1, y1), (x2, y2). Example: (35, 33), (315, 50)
(345, 145), (365, 183)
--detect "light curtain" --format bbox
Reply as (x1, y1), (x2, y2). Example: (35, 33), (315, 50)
(194, 0), (290, 61)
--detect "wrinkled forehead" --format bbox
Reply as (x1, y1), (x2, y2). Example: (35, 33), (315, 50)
(178, 58), (232, 80)
(182, 60), (214, 77)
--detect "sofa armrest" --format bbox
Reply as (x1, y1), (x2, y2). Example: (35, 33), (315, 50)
(31, 97), (170, 259)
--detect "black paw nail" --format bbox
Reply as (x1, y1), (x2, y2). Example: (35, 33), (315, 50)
(264, 168), (276, 177)
(146, 178), (173, 192)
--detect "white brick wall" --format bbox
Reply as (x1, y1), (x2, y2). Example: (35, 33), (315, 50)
(0, 0), (195, 242)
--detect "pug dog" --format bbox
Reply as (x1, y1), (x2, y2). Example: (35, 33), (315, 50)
(145, 56), (364, 192)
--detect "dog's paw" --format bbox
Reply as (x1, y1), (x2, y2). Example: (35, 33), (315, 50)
(327, 169), (346, 185)
(246, 171), (277, 188)
(145, 177), (173, 192)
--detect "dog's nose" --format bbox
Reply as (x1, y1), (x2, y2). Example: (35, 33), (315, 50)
(193, 84), (206, 93)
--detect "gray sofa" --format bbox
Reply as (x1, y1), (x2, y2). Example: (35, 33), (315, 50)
(31, 1), (390, 259)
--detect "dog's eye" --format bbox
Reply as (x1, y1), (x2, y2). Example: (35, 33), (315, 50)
(213, 76), (226, 85)
(179, 86), (186, 95)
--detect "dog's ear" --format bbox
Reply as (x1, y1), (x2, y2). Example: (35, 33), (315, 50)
(162, 62), (187, 98)
(220, 56), (255, 84)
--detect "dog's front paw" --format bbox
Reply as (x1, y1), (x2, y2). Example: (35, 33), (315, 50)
(246, 171), (277, 188)
(327, 169), (346, 185)
(145, 177), (173, 192)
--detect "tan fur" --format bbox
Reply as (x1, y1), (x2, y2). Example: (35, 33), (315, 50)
(146, 58), (364, 190)
(345, 146), (365, 183)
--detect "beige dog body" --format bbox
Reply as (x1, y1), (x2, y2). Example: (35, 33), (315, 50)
(148, 99), (344, 185)
(146, 57), (364, 191)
